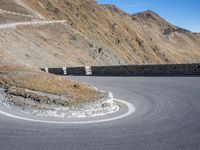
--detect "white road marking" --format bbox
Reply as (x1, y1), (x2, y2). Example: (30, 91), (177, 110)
(0, 99), (135, 124)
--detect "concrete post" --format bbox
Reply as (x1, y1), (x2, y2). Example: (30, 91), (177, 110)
(45, 68), (49, 73)
(85, 66), (92, 75)
(63, 67), (67, 75)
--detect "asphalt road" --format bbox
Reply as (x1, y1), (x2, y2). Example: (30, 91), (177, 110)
(0, 76), (200, 150)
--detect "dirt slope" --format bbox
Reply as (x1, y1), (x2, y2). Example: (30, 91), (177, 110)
(0, 0), (200, 67)
(0, 64), (105, 107)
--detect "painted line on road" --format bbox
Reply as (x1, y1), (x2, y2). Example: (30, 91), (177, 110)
(0, 99), (135, 124)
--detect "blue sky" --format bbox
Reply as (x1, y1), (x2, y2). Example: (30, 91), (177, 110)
(97, 0), (200, 32)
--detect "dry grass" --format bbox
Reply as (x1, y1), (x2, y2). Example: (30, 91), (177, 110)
(1, 1), (200, 68)
(0, 64), (34, 72)
(0, 64), (103, 105)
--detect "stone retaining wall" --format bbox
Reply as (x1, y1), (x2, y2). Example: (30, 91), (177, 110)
(48, 68), (63, 75)
(67, 67), (86, 75)
(40, 67), (86, 75)
(40, 63), (200, 76)
(91, 64), (200, 76)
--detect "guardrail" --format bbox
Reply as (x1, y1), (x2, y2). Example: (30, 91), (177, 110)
(0, 8), (38, 18)
(0, 8), (66, 30)
(40, 63), (200, 76)
(0, 20), (66, 29)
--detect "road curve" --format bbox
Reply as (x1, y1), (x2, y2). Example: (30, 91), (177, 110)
(0, 8), (66, 29)
(0, 76), (200, 150)
(0, 8), (38, 18)
(0, 20), (66, 29)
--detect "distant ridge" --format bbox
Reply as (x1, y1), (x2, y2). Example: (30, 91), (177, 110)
(0, 0), (200, 67)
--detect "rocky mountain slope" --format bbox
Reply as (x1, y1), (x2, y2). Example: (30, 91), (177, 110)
(0, 0), (200, 67)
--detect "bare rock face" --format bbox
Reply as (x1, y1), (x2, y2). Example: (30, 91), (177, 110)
(0, 0), (200, 67)
(163, 26), (190, 35)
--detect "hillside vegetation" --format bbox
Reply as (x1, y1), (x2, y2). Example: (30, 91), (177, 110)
(0, 0), (200, 67)
(0, 64), (104, 107)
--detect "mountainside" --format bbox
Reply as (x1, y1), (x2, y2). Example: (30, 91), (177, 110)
(0, 0), (200, 67)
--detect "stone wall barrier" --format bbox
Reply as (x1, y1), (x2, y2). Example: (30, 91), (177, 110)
(40, 63), (200, 76)
(66, 67), (86, 75)
(48, 68), (63, 75)
(91, 64), (200, 76)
